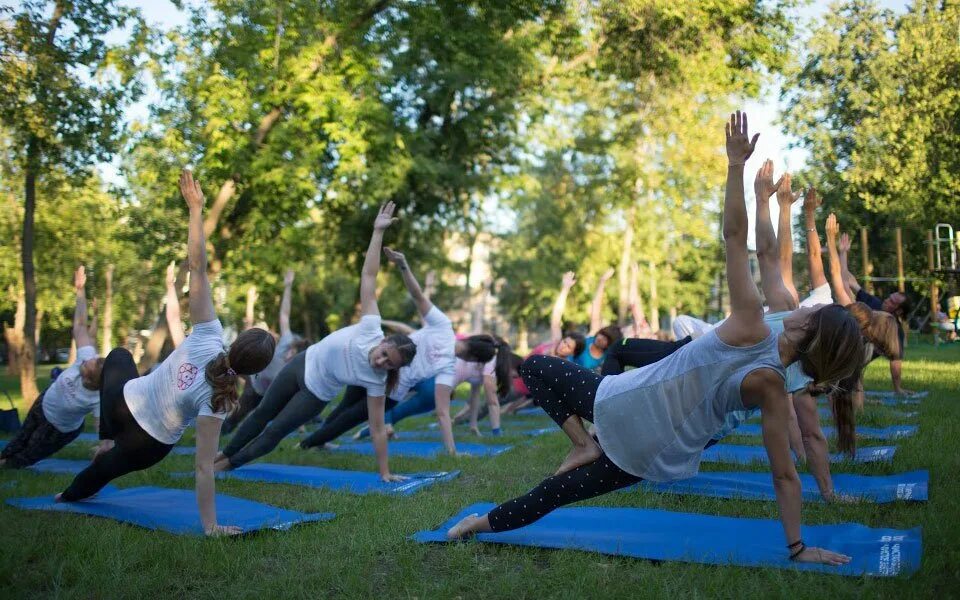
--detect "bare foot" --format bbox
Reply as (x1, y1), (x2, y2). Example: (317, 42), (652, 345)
(555, 438), (601, 476)
(214, 451), (226, 463)
(213, 458), (232, 473)
(446, 513), (481, 540)
(385, 424), (395, 439)
(323, 442), (339, 450)
(470, 426), (482, 437)
(54, 492), (64, 503)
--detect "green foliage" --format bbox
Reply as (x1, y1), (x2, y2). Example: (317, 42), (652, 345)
(782, 0), (960, 285)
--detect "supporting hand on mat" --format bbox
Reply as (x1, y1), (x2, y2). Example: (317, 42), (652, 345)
(205, 524), (243, 537)
(792, 546), (851, 566)
(381, 472), (409, 483)
(826, 492), (861, 504)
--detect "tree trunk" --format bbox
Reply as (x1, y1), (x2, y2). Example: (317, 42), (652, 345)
(3, 292), (25, 375)
(647, 261), (659, 334)
(517, 320), (529, 355)
(20, 142), (40, 405)
(102, 263), (114, 354)
(140, 309), (170, 373)
(617, 207), (635, 324)
(244, 285), (257, 330)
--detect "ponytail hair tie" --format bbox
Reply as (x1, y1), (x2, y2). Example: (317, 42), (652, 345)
(227, 368), (237, 377)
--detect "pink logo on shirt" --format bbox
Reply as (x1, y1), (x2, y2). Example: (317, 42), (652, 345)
(177, 363), (199, 390)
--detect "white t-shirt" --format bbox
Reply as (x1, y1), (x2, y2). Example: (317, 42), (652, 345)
(42, 345), (100, 433)
(303, 315), (387, 400)
(798, 283), (834, 309)
(250, 331), (297, 395)
(453, 357), (495, 387)
(389, 307), (456, 401)
(124, 319), (227, 444)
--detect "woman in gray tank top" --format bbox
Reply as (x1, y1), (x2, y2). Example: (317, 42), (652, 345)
(447, 112), (867, 567)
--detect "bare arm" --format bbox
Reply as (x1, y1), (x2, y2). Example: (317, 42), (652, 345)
(792, 390), (835, 500)
(890, 360), (905, 393)
(164, 262), (185, 347)
(279, 269), (294, 336)
(838, 233), (860, 297)
(360, 203), (398, 317)
(179, 171), (216, 324)
(434, 384), (457, 454)
(482, 374), (501, 431)
(195, 415), (238, 536)
(383, 247), (433, 318)
(589, 269), (614, 335)
(776, 174), (802, 305)
(550, 272), (576, 341)
(381, 319), (415, 335)
(367, 394), (404, 481)
(72, 266), (95, 348)
(824, 214), (854, 306)
(753, 160), (795, 312)
(803, 188), (828, 291)
(757, 377), (803, 548)
(716, 112), (766, 345)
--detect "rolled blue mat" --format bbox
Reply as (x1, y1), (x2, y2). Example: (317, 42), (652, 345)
(329, 441), (512, 458)
(701, 444), (896, 465)
(7, 485), (333, 535)
(203, 464), (460, 495)
(414, 503), (921, 576)
(732, 424), (917, 441)
(635, 470), (927, 503)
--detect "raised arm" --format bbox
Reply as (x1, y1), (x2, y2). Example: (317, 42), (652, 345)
(838, 233), (861, 295)
(802, 188), (828, 292)
(383, 247), (433, 317)
(279, 269), (294, 337)
(824, 214), (854, 306)
(360, 203), (397, 317)
(164, 262), (185, 348)
(753, 160), (795, 312)
(550, 271), (576, 341)
(179, 170), (216, 324)
(716, 111), (765, 344)
(776, 174), (803, 304)
(589, 269), (615, 335)
(72, 266), (95, 348)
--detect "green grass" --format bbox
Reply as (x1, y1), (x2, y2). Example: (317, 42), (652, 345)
(1, 344), (958, 598)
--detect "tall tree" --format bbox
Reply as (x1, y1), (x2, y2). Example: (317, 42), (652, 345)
(0, 1), (147, 402)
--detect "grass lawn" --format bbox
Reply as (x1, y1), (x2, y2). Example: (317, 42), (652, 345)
(0, 342), (958, 598)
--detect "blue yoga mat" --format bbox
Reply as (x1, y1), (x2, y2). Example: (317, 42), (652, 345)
(75, 432), (99, 442)
(7, 485), (333, 535)
(329, 441), (512, 458)
(27, 458), (89, 474)
(208, 464), (460, 495)
(702, 444), (896, 465)
(636, 470), (927, 503)
(398, 427), (554, 440)
(865, 390), (928, 400)
(0, 440), (6, 449)
(732, 424), (917, 441)
(415, 503), (920, 577)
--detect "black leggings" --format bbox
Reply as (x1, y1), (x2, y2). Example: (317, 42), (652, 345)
(221, 382), (262, 434)
(487, 356), (640, 532)
(299, 385), (397, 448)
(61, 349), (174, 501)
(600, 336), (692, 375)
(222, 351), (325, 468)
(0, 391), (81, 468)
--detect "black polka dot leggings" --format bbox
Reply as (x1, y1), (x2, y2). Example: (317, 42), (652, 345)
(487, 356), (641, 533)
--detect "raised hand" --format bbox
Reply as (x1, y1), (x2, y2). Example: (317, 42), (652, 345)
(165, 261), (177, 288)
(283, 269), (295, 287)
(561, 271), (577, 289)
(382, 246), (408, 267)
(753, 159), (783, 202)
(600, 268), (615, 282)
(825, 213), (840, 241)
(725, 110), (759, 166)
(373, 202), (398, 231)
(803, 187), (821, 214)
(179, 169), (205, 211)
(74, 265), (86, 291)
(776, 172), (803, 205)
(839, 233), (851, 254)
(792, 546), (852, 566)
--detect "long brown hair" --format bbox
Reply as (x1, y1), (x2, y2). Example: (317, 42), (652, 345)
(383, 334), (417, 395)
(206, 327), (275, 414)
(847, 303), (900, 360)
(794, 304), (867, 455)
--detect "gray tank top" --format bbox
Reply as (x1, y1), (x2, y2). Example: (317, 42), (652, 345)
(594, 327), (785, 482)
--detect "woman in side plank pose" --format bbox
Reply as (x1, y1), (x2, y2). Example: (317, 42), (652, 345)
(447, 112), (861, 566)
(56, 170), (275, 536)
(216, 203), (416, 481)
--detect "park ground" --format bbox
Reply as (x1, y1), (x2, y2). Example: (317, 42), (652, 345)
(0, 341), (958, 598)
